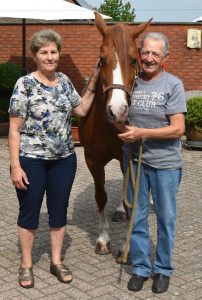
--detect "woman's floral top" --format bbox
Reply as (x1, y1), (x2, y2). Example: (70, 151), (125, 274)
(9, 72), (81, 160)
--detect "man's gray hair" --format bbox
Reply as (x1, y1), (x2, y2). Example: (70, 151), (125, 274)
(30, 29), (62, 54)
(140, 32), (169, 54)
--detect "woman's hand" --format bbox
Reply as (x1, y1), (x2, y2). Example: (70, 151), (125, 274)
(74, 59), (101, 117)
(87, 59), (100, 91)
(91, 59), (100, 82)
(11, 166), (29, 190)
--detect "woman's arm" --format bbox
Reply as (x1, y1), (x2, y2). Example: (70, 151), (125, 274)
(117, 113), (185, 143)
(9, 116), (29, 190)
(73, 61), (100, 117)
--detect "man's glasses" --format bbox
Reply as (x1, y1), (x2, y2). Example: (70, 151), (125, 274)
(140, 50), (162, 59)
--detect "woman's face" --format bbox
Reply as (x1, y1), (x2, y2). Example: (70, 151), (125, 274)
(33, 41), (60, 74)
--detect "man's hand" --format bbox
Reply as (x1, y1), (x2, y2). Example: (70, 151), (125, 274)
(118, 126), (143, 143)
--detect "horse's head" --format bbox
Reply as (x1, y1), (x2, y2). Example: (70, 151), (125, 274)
(95, 12), (152, 124)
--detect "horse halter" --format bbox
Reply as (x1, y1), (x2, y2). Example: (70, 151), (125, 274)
(104, 84), (131, 99)
(98, 59), (140, 106)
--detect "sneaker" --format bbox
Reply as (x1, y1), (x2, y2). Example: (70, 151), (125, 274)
(152, 273), (170, 293)
(127, 274), (148, 292)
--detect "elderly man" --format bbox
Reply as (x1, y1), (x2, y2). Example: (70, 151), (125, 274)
(118, 32), (187, 294)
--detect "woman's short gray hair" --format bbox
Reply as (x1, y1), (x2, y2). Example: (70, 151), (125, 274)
(30, 29), (62, 54)
(140, 32), (169, 54)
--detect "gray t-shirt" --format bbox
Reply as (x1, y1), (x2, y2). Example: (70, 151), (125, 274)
(124, 71), (187, 169)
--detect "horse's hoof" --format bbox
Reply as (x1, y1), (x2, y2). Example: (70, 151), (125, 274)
(112, 211), (127, 222)
(115, 251), (124, 264)
(95, 242), (111, 255)
(115, 250), (130, 264)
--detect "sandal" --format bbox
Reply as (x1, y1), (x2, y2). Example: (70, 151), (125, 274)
(50, 262), (73, 283)
(18, 267), (34, 288)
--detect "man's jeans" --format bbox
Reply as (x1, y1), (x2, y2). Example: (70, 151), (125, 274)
(124, 160), (182, 277)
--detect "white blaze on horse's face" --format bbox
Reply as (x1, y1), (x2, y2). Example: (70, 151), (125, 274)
(106, 53), (129, 123)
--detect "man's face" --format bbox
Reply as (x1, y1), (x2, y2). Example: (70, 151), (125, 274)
(139, 37), (168, 80)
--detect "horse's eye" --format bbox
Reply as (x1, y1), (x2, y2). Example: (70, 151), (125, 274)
(131, 58), (137, 65)
(100, 57), (106, 65)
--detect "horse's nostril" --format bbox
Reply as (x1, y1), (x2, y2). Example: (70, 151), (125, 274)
(121, 106), (128, 117)
(108, 107), (116, 120)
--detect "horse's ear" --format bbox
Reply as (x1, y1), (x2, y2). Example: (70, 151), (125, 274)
(131, 18), (153, 38)
(94, 12), (108, 36)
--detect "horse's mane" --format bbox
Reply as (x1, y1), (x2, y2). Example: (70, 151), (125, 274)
(111, 24), (130, 82)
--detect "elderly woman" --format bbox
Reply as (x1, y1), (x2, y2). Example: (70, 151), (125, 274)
(8, 29), (99, 288)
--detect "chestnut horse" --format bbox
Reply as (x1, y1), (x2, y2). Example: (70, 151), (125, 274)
(79, 12), (151, 255)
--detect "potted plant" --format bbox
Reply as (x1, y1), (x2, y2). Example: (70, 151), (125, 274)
(71, 115), (80, 145)
(0, 96), (11, 137)
(0, 62), (21, 136)
(184, 96), (202, 148)
(0, 98), (9, 136)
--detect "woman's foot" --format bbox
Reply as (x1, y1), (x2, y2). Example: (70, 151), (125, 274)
(18, 267), (34, 288)
(50, 261), (73, 283)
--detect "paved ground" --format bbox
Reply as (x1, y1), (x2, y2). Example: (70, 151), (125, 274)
(0, 137), (202, 300)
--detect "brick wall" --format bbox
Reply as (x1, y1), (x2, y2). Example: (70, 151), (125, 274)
(0, 22), (202, 93)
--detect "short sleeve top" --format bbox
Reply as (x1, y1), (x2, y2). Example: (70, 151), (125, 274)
(9, 72), (81, 160)
(124, 71), (187, 169)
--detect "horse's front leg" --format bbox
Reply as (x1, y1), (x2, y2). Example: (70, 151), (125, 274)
(112, 160), (127, 222)
(96, 210), (111, 255)
(85, 158), (111, 255)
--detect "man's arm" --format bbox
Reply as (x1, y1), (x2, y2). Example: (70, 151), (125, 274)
(117, 113), (185, 143)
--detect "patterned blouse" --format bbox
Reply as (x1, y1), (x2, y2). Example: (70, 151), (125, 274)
(9, 72), (81, 160)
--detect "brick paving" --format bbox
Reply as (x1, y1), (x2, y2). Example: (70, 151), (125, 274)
(0, 136), (202, 300)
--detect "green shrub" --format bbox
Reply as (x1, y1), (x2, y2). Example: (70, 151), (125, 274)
(71, 115), (79, 126)
(185, 97), (202, 129)
(0, 98), (10, 122)
(0, 62), (21, 91)
(0, 109), (9, 122)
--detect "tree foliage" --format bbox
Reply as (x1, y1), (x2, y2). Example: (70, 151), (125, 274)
(98, 0), (136, 22)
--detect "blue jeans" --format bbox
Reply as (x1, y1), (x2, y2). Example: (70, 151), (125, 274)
(124, 158), (182, 277)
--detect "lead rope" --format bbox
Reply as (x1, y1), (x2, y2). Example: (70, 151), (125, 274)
(121, 62), (143, 263)
(121, 141), (143, 263)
